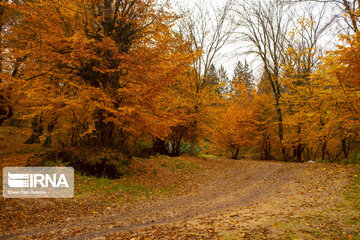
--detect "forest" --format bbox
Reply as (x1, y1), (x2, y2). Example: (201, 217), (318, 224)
(0, 0), (359, 175)
(1, 0), (360, 239)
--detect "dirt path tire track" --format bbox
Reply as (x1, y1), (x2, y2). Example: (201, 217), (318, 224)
(71, 161), (298, 240)
(0, 159), (350, 240)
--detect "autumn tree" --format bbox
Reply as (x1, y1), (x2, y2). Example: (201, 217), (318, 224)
(211, 82), (275, 159)
(278, 4), (359, 162)
(310, 31), (360, 160)
(280, 3), (330, 161)
(235, 0), (291, 160)
(5, 0), (196, 158)
(166, 0), (234, 155)
(0, 0), (19, 124)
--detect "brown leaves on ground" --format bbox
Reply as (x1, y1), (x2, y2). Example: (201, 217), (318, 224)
(0, 154), (215, 234)
(101, 162), (358, 240)
(1, 157), (358, 239)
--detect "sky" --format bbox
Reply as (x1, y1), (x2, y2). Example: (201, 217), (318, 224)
(171, 0), (343, 82)
(172, 0), (242, 79)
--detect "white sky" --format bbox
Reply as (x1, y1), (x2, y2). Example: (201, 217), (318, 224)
(171, 0), (241, 79)
(171, 0), (342, 81)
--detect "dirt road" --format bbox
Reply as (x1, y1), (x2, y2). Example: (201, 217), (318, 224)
(1, 158), (356, 239)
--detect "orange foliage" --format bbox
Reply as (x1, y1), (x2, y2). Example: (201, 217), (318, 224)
(281, 32), (360, 161)
(5, 0), (196, 150)
(211, 83), (275, 159)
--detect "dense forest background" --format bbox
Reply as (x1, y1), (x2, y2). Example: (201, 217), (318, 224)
(0, 0), (359, 176)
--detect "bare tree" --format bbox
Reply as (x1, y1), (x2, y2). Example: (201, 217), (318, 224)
(234, 0), (332, 161)
(281, 0), (359, 34)
(178, 0), (235, 89)
(234, 0), (291, 160)
(285, 2), (330, 75)
(284, 2), (332, 161)
(176, 0), (235, 155)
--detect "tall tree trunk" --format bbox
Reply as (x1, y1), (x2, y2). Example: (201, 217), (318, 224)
(190, 133), (197, 156)
(275, 100), (286, 161)
(293, 126), (304, 162)
(171, 133), (182, 156)
(24, 116), (43, 144)
(262, 135), (271, 160)
(321, 138), (327, 161)
(341, 138), (349, 159)
(293, 144), (304, 162)
(190, 121), (198, 156)
(42, 119), (56, 148)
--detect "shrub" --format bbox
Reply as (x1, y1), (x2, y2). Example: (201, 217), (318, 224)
(342, 153), (360, 164)
(26, 148), (130, 179)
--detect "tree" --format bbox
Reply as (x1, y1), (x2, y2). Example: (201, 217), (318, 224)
(314, 31), (360, 159)
(232, 60), (254, 92)
(0, 0), (19, 124)
(169, 0), (234, 155)
(283, 0), (359, 34)
(281, 6), (330, 161)
(205, 64), (219, 86)
(280, 28), (360, 162)
(218, 65), (230, 95)
(235, 0), (291, 160)
(6, 0), (196, 157)
(211, 82), (275, 159)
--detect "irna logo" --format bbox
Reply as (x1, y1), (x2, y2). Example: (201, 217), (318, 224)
(3, 167), (74, 198)
(8, 172), (69, 188)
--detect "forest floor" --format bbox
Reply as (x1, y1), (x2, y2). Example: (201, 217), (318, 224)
(0, 126), (360, 240)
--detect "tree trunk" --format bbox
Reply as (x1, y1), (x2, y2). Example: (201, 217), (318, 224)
(190, 134), (197, 156)
(275, 101), (286, 161)
(24, 116), (43, 144)
(262, 136), (271, 160)
(321, 139), (327, 161)
(341, 138), (349, 159)
(153, 138), (168, 155)
(231, 147), (240, 159)
(170, 133), (182, 156)
(293, 144), (304, 162)
(189, 121), (198, 156)
(42, 119), (56, 148)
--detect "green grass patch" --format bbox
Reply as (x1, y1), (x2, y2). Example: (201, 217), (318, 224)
(156, 184), (179, 195)
(199, 154), (217, 158)
(75, 174), (152, 200)
(74, 164), (186, 201)
(342, 153), (360, 164)
(315, 158), (330, 163)
(133, 157), (147, 162)
(73, 156), (200, 201)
